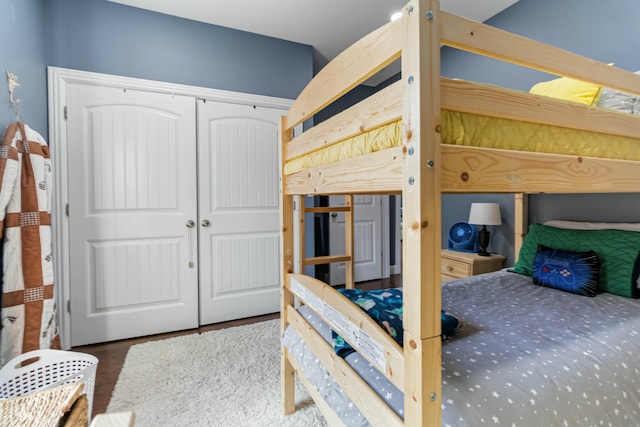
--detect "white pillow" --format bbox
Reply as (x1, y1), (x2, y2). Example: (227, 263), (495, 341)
(596, 88), (637, 114)
(544, 220), (640, 232)
(595, 70), (640, 115)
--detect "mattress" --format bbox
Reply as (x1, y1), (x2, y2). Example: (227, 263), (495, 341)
(283, 111), (640, 175)
(282, 270), (640, 426)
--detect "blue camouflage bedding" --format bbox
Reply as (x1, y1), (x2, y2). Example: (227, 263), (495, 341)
(332, 288), (459, 357)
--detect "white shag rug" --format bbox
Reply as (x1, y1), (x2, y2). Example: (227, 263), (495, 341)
(107, 319), (327, 427)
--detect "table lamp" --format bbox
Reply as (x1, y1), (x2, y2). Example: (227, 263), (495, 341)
(468, 202), (502, 256)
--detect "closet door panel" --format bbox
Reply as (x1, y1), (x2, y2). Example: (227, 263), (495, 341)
(67, 84), (198, 346)
(197, 100), (285, 325)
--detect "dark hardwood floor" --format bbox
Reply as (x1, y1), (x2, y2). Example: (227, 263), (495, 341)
(74, 275), (402, 417)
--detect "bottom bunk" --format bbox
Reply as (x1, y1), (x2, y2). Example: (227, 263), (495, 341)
(282, 267), (640, 426)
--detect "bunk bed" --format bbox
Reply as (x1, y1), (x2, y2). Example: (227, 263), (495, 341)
(279, 0), (640, 425)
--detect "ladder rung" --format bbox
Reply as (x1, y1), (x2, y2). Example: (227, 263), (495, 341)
(304, 255), (351, 265)
(304, 206), (351, 214)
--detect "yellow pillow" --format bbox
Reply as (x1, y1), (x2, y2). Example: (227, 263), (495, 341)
(529, 76), (602, 105)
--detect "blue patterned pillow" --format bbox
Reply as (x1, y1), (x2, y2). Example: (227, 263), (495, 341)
(532, 245), (600, 296)
(441, 310), (459, 340)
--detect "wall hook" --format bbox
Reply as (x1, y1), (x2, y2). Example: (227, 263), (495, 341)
(7, 71), (20, 104)
(7, 70), (22, 121)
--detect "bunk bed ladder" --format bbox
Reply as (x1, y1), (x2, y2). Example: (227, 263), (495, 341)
(302, 195), (356, 289)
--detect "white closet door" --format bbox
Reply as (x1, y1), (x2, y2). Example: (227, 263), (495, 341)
(67, 84), (198, 346)
(329, 195), (384, 286)
(197, 100), (285, 325)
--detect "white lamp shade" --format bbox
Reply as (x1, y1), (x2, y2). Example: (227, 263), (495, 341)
(468, 203), (502, 226)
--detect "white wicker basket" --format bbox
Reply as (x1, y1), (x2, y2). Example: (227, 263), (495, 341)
(0, 349), (99, 417)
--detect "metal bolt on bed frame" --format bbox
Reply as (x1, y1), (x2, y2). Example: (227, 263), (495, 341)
(426, 10), (434, 20)
(408, 147), (414, 156)
(427, 160), (435, 167)
(430, 392), (437, 402)
(408, 176), (415, 185)
(408, 6), (414, 15)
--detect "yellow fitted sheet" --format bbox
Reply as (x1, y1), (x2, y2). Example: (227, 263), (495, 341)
(283, 111), (640, 175)
(283, 121), (403, 175)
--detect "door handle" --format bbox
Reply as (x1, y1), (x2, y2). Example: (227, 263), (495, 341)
(186, 219), (195, 228)
(201, 219), (210, 227)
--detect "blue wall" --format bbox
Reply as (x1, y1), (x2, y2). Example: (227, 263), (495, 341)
(311, 0), (640, 267)
(0, 0), (47, 136)
(0, 0), (313, 141)
(44, 0), (312, 101)
(442, 0), (640, 89)
(440, 0), (640, 265)
(4, 0), (640, 268)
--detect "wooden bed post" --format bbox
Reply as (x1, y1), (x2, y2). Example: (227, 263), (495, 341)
(514, 193), (528, 262)
(279, 117), (295, 415)
(402, 0), (442, 425)
(344, 195), (355, 289)
(298, 196), (306, 275)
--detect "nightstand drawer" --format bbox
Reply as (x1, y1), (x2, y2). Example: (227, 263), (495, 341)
(441, 273), (460, 282)
(441, 257), (472, 278)
(440, 249), (506, 281)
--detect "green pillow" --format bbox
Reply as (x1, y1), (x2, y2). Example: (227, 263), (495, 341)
(513, 223), (640, 298)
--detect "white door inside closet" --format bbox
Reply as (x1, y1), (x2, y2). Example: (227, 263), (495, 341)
(329, 195), (385, 285)
(196, 100), (284, 325)
(66, 84), (199, 346)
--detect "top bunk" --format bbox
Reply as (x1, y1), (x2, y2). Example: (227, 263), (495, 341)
(279, 0), (640, 197)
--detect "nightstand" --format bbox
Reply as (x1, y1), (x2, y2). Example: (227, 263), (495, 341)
(441, 249), (505, 281)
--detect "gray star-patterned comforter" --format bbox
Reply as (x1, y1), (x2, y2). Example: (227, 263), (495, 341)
(282, 269), (640, 426)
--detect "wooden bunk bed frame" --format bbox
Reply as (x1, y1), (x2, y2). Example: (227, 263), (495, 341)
(279, 0), (640, 425)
